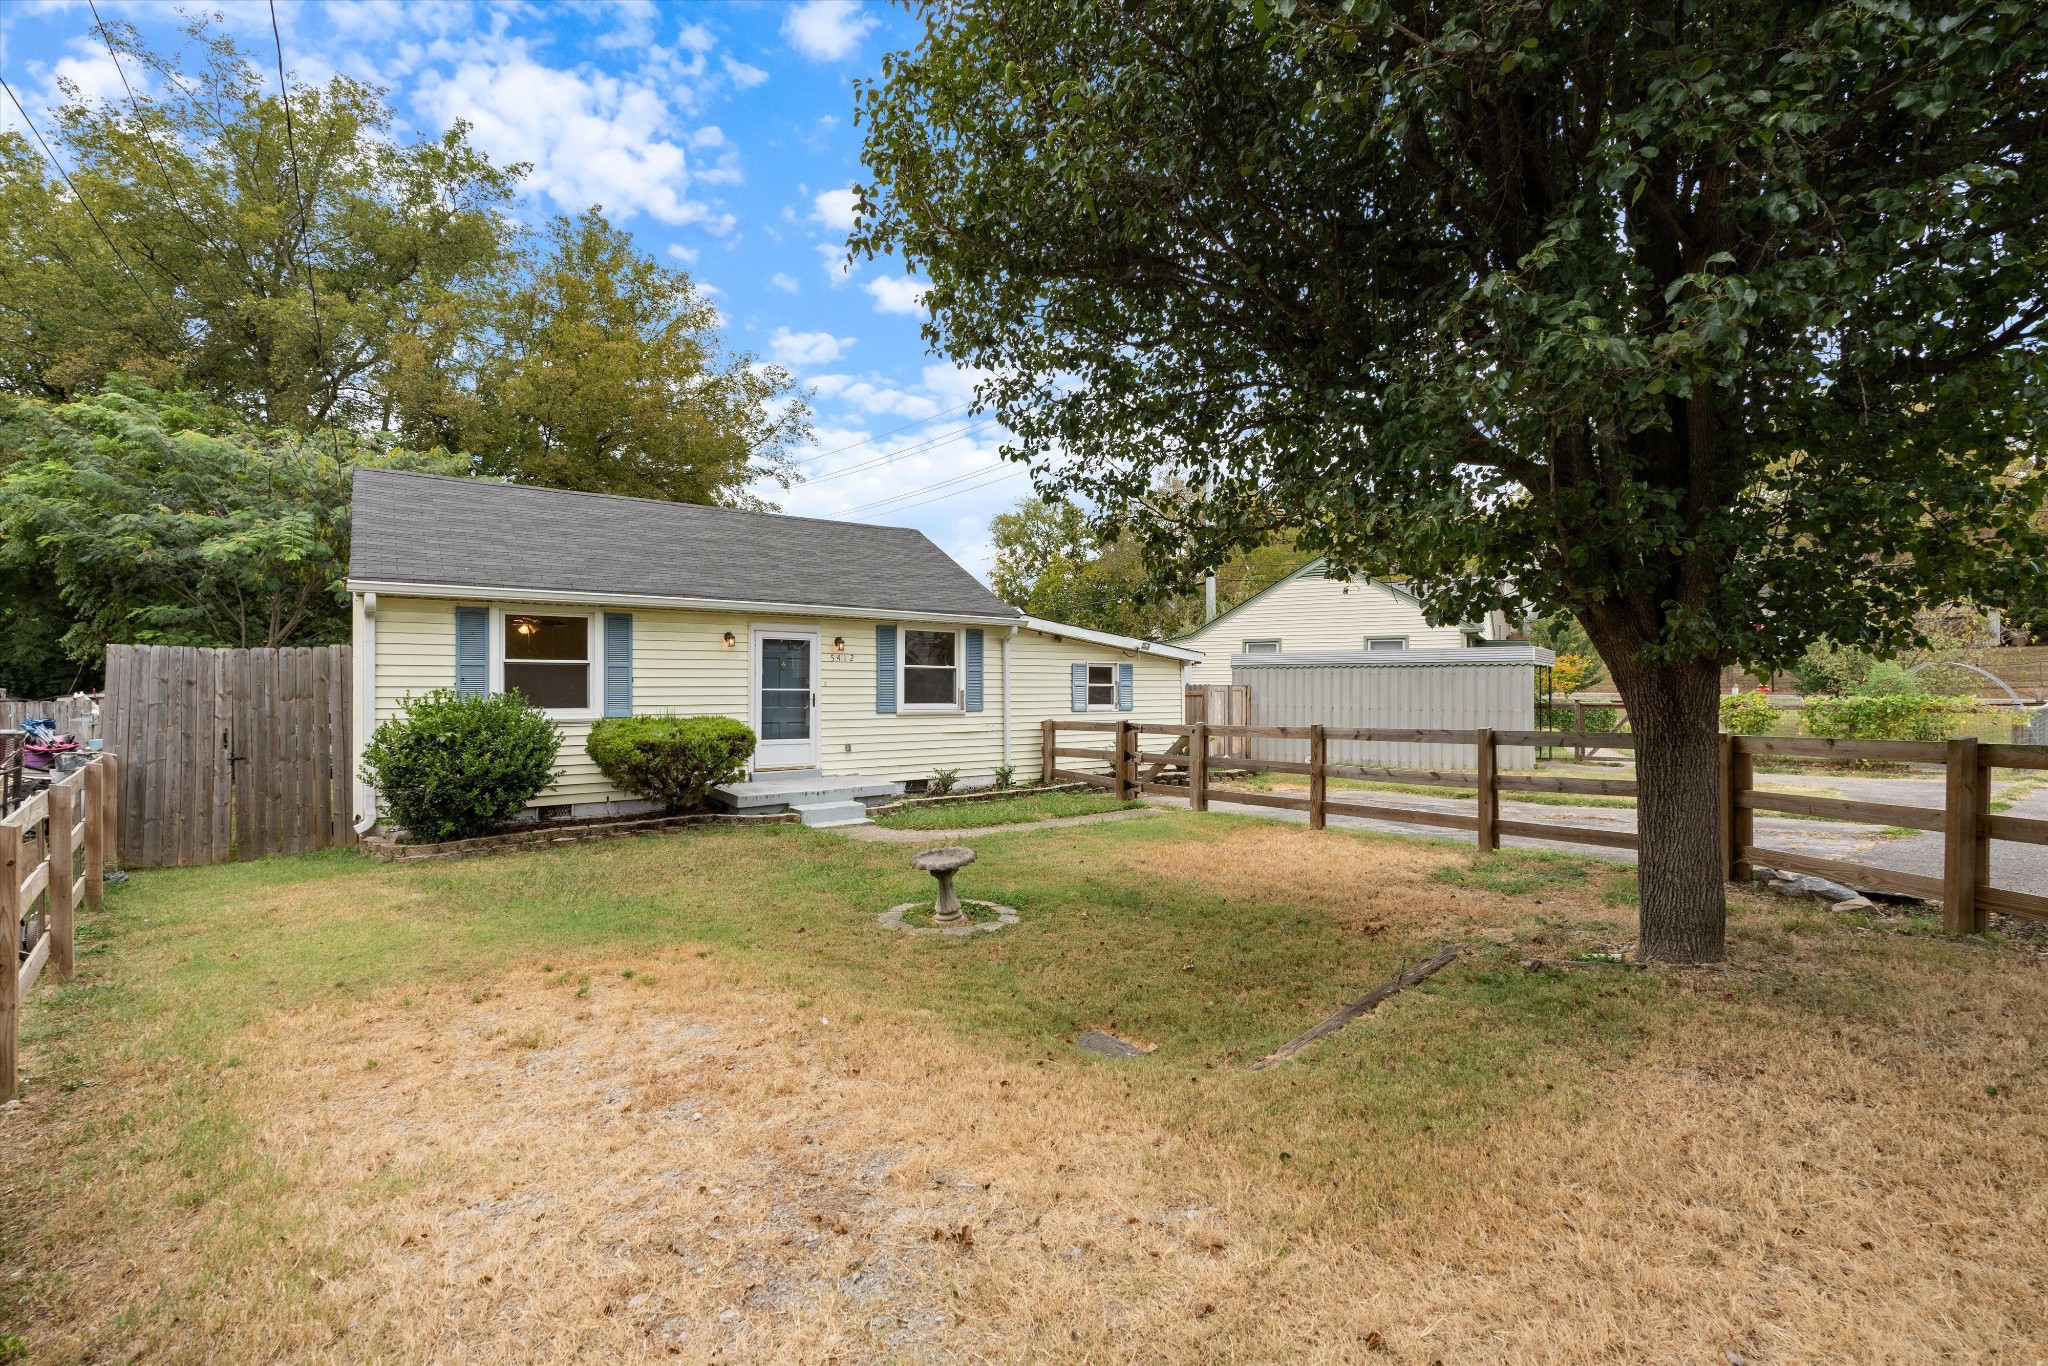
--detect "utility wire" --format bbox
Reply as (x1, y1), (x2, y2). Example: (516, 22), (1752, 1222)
(802, 417), (1003, 487)
(0, 73), (178, 336)
(795, 399), (974, 468)
(840, 458), (1024, 516)
(852, 466), (1026, 517)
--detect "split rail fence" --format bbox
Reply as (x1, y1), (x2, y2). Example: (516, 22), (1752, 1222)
(2, 754), (116, 1102)
(1042, 720), (2047, 933)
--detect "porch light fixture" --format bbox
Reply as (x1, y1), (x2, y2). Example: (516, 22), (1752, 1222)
(722, 631), (737, 648)
(832, 636), (846, 650)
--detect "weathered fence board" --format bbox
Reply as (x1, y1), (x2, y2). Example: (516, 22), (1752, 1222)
(103, 644), (354, 867)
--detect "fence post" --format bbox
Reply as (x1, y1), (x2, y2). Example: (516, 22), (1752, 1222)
(1730, 740), (1755, 881)
(1476, 727), (1498, 853)
(1943, 736), (1982, 935)
(1115, 720), (1134, 799)
(1573, 701), (1586, 761)
(1974, 745), (1993, 916)
(0, 821), (19, 1103)
(49, 775), (74, 984)
(1190, 722), (1209, 813)
(1718, 733), (1737, 882)
(83, 761), (103, 910)
(1308, 724), (1327, 830)
(100, 751), (120, 872)
(1040, 720), (1055, 786)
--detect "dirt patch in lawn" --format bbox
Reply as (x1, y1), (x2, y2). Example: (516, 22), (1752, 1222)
(23, 942), (2047, 1362)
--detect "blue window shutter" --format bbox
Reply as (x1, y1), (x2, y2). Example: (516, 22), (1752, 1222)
(455, 606), (488, 697)
(603, 613), (633, 717)
(1117, 662), (1134, 711)
(964, 629), (984, 712)
(1070, 663), (1088, 713)
(875, 625), (897, 713)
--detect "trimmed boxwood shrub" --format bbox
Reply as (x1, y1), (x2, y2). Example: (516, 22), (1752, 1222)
(359, 689), (563, 841)
(586, 716), (756, 812)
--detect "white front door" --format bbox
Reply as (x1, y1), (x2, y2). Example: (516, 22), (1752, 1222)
(752, 628), (819, 772)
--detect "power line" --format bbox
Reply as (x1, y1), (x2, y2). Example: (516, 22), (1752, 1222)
(802, 417), (1003, 487)
(0, 73), (178, 336)
(268, 0), (331, 400)
(86, 2), (137, 102)
(796, 399), (975, 467)
(840, 458), (1025, 516)
(855, 466), (1027, 517)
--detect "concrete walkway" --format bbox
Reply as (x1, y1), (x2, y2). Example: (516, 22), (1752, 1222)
(836, 807), (1166, 844)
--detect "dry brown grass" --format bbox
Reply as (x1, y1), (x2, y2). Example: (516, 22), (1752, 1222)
(8, 819), (2047, 1362)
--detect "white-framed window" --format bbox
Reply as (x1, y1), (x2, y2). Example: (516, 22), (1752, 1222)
(1086, 662), (1117, 709)
(1242, 639), (1281, 654)
(1365, 636), (1409, 651)
(899, 627), (961, 711)
(495, 609), (597, 718)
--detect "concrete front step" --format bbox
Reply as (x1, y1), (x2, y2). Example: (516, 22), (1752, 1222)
(791, 800), (873, 829)
(710, 773), (901, 816)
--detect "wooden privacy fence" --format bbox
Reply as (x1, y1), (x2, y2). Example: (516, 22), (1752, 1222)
(1042, 720), (2048, 932)
(102, 644), (355, 868)
(2, 755), (117, 1102)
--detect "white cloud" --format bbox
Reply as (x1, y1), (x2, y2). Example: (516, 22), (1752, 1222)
(770, 328), (856, 366)
(414, 46), (736, 231)
(811, 187), (859, 231)
(668, 244), (701, 264)
(593, 1), (659, 51)
(865, 276), (927, 316)
(722, 55), (769, 90)
(769, 272), (800, 293)
(817, 242), (854, 285)
(676, 22), (718, 55)
(782, 1), (877, 61)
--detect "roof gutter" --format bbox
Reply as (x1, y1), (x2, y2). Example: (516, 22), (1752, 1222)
(345, 579), (1027, 628)
(1018, 615), (1205, 663)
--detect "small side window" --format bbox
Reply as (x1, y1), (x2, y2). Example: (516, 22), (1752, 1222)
(1365, 636), (1408, 652)
(1242, 639), (1281, 654)
(1086, 663), (1115, 708)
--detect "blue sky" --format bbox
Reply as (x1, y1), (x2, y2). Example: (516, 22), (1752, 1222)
(1, 1), (1029, 578)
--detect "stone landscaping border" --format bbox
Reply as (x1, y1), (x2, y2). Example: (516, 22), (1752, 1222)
(875, 899), (1020, 937)
(864, 781), (1094, 820)
(363, 810), (799, 863)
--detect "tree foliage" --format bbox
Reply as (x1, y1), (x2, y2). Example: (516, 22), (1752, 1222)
(989, 496), (1309, 637)
(856, 0), (2048, 961)
(0, 382), (462, 667)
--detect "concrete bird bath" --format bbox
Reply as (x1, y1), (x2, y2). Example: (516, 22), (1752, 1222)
(909, 845), (976, 926)
(877, 845), (1018, 937)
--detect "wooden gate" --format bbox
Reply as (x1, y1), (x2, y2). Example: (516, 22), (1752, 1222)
(102, 644), (355, 867)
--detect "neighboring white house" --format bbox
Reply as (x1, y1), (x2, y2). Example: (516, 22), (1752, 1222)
(1175, 559), (1503, 685)
(346, 469), (1197, 828)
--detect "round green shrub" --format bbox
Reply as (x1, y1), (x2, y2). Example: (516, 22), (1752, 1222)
(1719, 690), (1781, 736)
(359, 689), (563, 842)
(585, 715), (757, 812)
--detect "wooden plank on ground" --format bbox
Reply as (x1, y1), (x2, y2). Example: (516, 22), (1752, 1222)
(1249, 944), (1466, 1069)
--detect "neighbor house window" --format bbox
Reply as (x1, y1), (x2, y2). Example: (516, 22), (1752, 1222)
(901, 629), (959, 709)
(1242, 639), (1281, 654)
(1087, 663), (1116, 708)
(502, 613), (591, 712)
(1365, 636), (1409, 651)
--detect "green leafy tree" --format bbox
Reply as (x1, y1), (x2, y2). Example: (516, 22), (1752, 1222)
(990, 495), (1309, 637)
(435, 212), (810, 507)
(0, 382), (463, 664)
(856, 0), (2048, 961)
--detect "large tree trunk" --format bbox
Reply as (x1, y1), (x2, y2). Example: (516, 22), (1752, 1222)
(1602, 650), (1728, 963)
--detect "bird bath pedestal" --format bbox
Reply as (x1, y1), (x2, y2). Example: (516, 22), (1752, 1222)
(910, 846), (976, 927)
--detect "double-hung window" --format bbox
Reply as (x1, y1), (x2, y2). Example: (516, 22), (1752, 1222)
(502, 613), (592, 713)
(1086, 663), (1116, 709)
(901, 628), (960, 710)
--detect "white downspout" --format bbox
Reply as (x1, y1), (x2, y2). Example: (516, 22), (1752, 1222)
(1001, 624), (1017, 771)
(353, 592), (378, 835)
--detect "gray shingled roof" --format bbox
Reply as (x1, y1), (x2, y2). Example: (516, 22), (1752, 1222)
(348, 469), (1022, 621)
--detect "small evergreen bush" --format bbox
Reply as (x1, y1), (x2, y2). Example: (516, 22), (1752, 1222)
(1719, 690), (1781, 736)
(360, 689), (563, 841)
(585, 715), (756, 811)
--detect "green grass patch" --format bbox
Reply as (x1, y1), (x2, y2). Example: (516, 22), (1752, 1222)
(874, 788), (1145, 829)
(1427, 848), (1598, 896)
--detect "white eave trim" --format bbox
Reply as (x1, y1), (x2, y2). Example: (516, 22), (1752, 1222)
(1019, 614), (1205, 663)
(346, 579), (1029, 628)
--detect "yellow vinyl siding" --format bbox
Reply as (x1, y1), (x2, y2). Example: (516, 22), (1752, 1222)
(1178, 575), (1467, 684)
(358, 597), (1187, 812)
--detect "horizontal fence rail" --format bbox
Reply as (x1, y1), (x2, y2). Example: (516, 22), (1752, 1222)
(1042, 720), (2046, 931)
(2, 754), (116, 1102)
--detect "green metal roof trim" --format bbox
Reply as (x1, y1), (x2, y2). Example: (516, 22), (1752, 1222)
(1171, 559), (1439, 641)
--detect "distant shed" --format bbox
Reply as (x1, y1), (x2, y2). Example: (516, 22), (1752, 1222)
(1231, 645), (1555, 770)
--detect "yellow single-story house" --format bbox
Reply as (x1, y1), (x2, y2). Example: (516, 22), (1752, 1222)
(1175, 559), (1506, 686)
(347, 469), (1198, 829)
